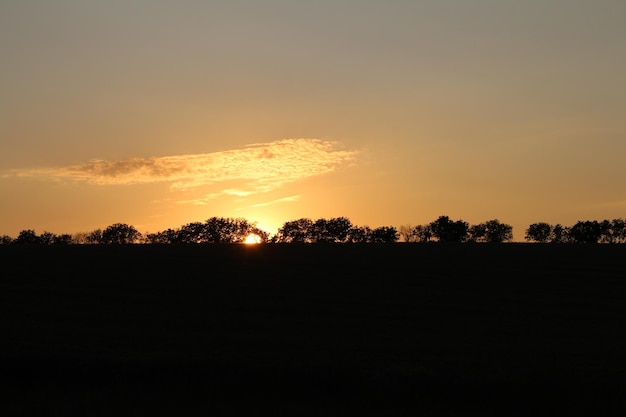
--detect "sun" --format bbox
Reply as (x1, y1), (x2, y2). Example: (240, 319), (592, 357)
(244, 233), (262, 244)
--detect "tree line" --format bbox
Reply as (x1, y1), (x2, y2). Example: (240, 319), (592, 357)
(1, 216), (625, 245)
(524, 219), (626, 244)
(399, 216), (513, 243)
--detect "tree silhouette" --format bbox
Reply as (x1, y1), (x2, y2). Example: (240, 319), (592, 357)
(145, 228), (179, 244)
(310, 218), (329, 242)
(203, 217), (267, 243)
(413, 224), (433, 242)
(550, 224), (569, 243)
(525, 223), (552, 243)
(524, 219), (626, 244)
(346, 226), (373, 243)
(468, 223), (487, 242)
(52, 234), (73, 245)
(177, 222), (205, 243)
(69, 232), (88, 244)
(370, 226), (399, 243)
(272, 218), (399, 243)
(38, 231), (56, 245)
(310, 217), (353, 243)
(596, 218), (626, 244)
(203, 217), (233, 243)
(274, 218), (314, 243)
(568, 221), (603, 244)
(14, 229), (40, 244)
(429, 216), (469, 243)
(101, 223), (142, 244)
(482, 219), (513, 243)
(398, 225), (416, 242)
(6, 215), (626, 246)
(147, 217), (269, 244)
(85, 229), (103, 244)
(398, 224), (433, 243)
(607, 218), (626, 243)
(466, 220), (512, 243)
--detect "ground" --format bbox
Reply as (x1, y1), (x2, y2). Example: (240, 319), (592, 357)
(1, 243), (625, 416)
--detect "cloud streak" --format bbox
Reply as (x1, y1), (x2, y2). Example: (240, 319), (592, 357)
(251, 195), (300, 208)
(4, 139), (358, 196)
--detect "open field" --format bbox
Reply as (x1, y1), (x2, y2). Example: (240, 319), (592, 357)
(1, 243), (625, 416)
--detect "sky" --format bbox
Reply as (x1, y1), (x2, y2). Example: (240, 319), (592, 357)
(1, 0), (625, 240)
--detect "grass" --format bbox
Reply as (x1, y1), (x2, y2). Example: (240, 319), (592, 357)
(1, 243), (625, 416)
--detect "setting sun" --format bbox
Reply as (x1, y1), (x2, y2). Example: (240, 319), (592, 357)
(244, 233), (262, 244)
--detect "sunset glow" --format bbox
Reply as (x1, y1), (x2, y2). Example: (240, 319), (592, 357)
(0, 1), (625, 240)
(244, 234), (262, 245)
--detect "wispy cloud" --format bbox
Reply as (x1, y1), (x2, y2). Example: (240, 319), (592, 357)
(251, 195), (300, 208)
(3, 139), (358, 196)
(583, 200), (626, 210)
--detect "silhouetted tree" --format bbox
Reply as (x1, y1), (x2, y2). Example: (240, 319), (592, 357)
(568, 220), (603, 244)
(595, 218), (626, 244)
(598, 220), (613, 244)
(71, 232), (89, 244)
(525, 222), (553, 243)
(274, 218), (398, 243)
(370, 226), (399, 243)
(85, 229), (103, 244)
(0, 235), (13, 244)
(146, 229), (172, 244)
(310, 217), (353, 243)
(468, 223), (487, 242)
(482, 219), (513, 243)
(18, 215), (626, 246)
(429, 216), (469, 243)
(145, 218), (269, 244)
(232, 218), (261, 243)
(608, 218), (626, 243)
(203, 218), (228, 243)
(346, 226), (373, 243)
(14, 229), (40, 244)
(398, 224), (417, 242)
(101, 223), (142, 244)
(162, 228), (183, 243)
(413, 224), (433, 242)
(246, 226), (270, 243)
(38, 231), (56, 245)
(468, 220), (512, 243)
(274, 218), (314, 243)
(398, 224), (432, 243)
(178, 222), (205, 243)
(198, 217), (267, 243)
(203, 217), (234, 243)
(52, 234), (73, 245)
(550, 224), (569, 243)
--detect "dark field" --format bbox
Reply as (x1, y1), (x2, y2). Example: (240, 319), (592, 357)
(1, 243), (625, 416)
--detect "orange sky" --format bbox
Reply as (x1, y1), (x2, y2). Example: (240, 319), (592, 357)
(1, 1), (625, 240)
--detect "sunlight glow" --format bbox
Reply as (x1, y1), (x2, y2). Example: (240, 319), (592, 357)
(244, 233), (262, 244)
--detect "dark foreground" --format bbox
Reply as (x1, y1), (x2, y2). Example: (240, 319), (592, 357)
(1, 243), (625, 416)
